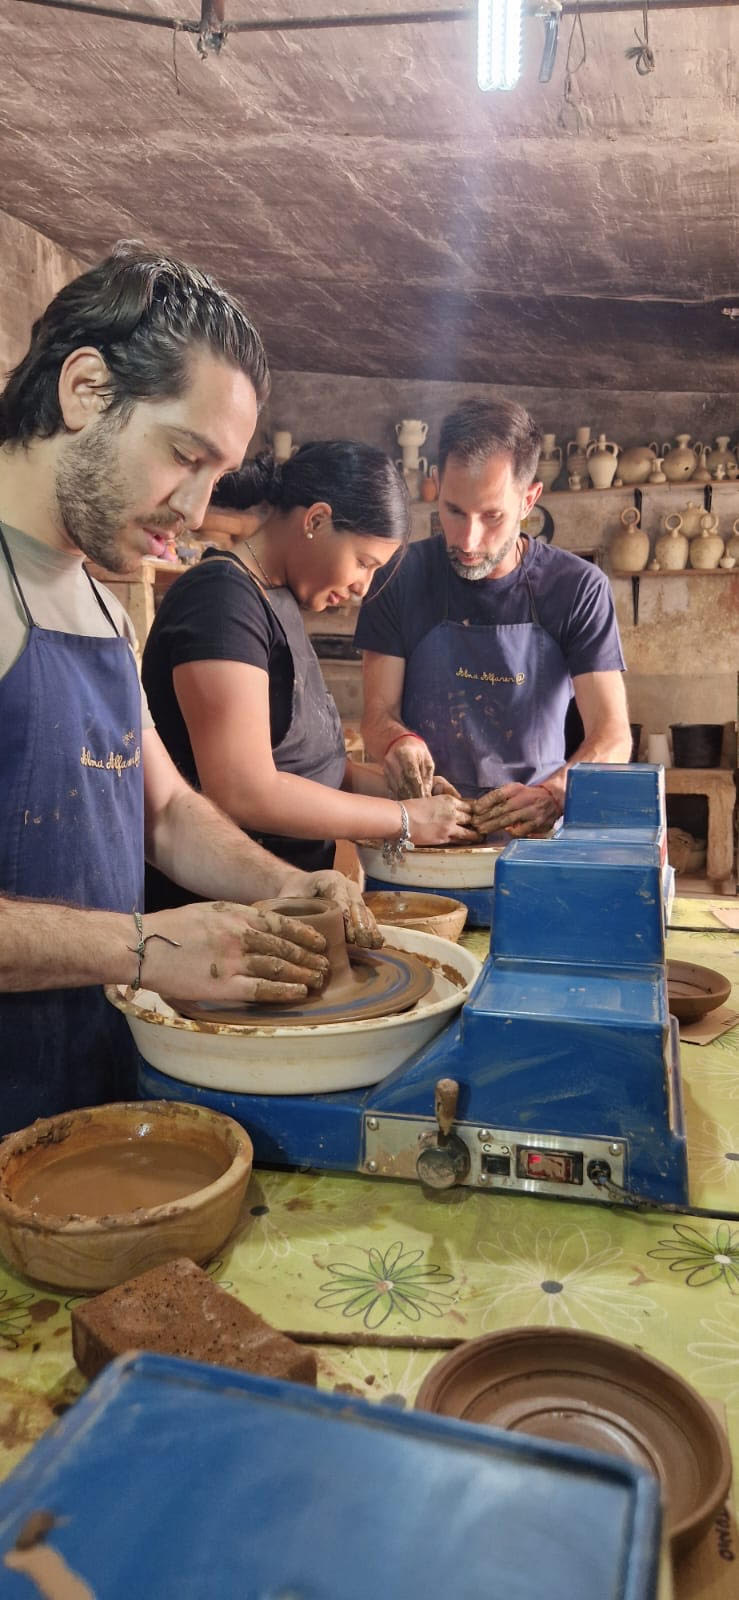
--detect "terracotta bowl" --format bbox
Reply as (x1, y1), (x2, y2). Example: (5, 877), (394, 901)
(363, 891), (468, 943)
(0, 1101), (253, 1291)
(666, 959), (732, 1022)
(415, 1327), (732, 1557)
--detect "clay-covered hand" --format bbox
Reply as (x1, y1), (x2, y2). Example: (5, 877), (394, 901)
(431, 775), (462, 798)
(289, 868), (383, 950)
(472, 783), (560, 837)
(406, 793), (479, 846)
(384, 736), (435, 800)
(139, 902), (330, 1005)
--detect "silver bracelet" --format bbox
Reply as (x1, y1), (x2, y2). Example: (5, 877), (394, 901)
(382, 802), (414, 866)
(126, 909), (181, 992)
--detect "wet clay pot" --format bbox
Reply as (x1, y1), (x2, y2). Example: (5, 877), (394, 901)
(0, 1101), (253, 1291)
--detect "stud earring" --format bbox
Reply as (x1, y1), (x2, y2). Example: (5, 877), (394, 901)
(306, 531), (314, 540)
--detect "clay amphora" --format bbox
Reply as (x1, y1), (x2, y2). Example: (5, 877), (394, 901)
(679, 501), (708, 540)
(586, 435), (620, 489)
(610, 506), (649, 574)
(537, 435), (562, 491)
(724, 518), (739, 563)
(617, 442), (659, 485)
(420, 471), (438, 502)
(654, 514), (688, 571)
(706, 436), (737, 475)
(662, 434), (703, 483)
(689, 516), (724, 570)
(565, 426), (592, 485)
(396, 420), (428, 447)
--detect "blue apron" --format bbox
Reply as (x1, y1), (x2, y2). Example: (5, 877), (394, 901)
(0, 526), (144, 1135)
(402, 540), (572, 798)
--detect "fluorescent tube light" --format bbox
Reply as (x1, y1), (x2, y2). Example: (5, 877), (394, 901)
(477, 0), (524, 91)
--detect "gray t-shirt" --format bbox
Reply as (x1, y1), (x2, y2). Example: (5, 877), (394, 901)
(0, 522), (153, 728)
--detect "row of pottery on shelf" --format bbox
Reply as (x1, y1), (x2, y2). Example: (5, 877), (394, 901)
(538, 429), (739, 491)
(394, 420), (438, 500)
(610, 509), (739, 573)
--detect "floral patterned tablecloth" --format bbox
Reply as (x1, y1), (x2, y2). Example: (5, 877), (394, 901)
(0, 900), (736, 1597)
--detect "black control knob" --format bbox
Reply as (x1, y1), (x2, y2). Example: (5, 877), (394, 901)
(415, 1077), (471, 1190)
(416, 1136), (471, 1190)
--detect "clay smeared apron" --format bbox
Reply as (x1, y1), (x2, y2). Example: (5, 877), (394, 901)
(401, 544), (572, 798)
(0, 526), (144, 1135)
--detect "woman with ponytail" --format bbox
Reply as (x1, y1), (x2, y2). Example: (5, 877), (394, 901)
(142, 440), (475, 907)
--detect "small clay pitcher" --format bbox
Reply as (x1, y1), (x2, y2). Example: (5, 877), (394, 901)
(648, 456), (667, 484)
(420, 471), (438, 502)
(586, 434), (620, 490)
(610, 506), (649, 574)
(689, 515), (724, 570)
(662, 434), (703, 483)
(617, 442), (659, 486)
(655, 514), (688, 571)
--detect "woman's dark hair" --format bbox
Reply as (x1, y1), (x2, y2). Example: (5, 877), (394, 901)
(438, 399), (543, 486)
(0, 239), (270, 445)
(211, 440), (411, 544)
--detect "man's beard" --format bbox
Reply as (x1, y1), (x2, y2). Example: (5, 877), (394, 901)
(55, 418), (179, 574)
(446, 528), (519, 582)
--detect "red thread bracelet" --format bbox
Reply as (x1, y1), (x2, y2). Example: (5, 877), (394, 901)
(382, 732), (426, 759)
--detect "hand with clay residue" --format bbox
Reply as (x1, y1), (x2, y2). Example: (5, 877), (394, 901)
(405, 793), (478, 846)
(472, 782), (560, 837)
(384, 736), (435, 799)
(135, 901), (330, 1004)
(286, 868), (384, 950)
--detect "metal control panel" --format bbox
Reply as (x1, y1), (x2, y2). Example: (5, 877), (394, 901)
(363, 1115), (626, 1201)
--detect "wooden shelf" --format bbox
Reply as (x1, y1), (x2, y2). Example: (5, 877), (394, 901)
(612, 568), (737, 579)
(542, 482), (739, 501)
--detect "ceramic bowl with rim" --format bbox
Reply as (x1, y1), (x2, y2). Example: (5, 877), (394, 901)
(666, 959), (732, 1022)
(363, 891), (468, 943)
(415, 1326), (732, 1557)
(356, 841), (505, 892)
(0, 1101), (253, 1291)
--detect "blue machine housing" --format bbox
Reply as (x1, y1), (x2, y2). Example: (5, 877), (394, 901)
(0, 1353), (661, 1599)
(141, 766), (689, 1209)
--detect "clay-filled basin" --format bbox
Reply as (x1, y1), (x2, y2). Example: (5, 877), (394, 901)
(0, 1101), (253, 1291)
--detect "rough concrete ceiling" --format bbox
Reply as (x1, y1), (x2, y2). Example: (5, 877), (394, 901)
(1, 0), (738, 387)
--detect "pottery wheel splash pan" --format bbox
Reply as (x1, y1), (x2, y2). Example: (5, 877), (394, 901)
(666, 959), (732, 1022)
(415, 1327), (731, 1557)
(170, 945), (434, 1027)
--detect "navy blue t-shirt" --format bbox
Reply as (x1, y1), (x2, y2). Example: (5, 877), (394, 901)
(354, 535), (625, 677)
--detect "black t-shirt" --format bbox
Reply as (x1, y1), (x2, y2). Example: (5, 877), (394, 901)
(142, 550), (294, 786)
(355, 535), (625, 675)
(141, 551), (333, 904)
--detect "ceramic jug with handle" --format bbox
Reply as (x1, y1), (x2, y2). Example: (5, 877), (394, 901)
(537, 435), (562, 491)
(724, 518), (739, 563)
(662, 435), (703, 483)
(565, 426), (592, 485)
(586, 435), (620, 490)
(679, 501), (707, 540)
(272, 430), (299, 463)
(610, 506), (649, 574)
(655, 514), (688, 571)
(689, 514), (724, 570)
